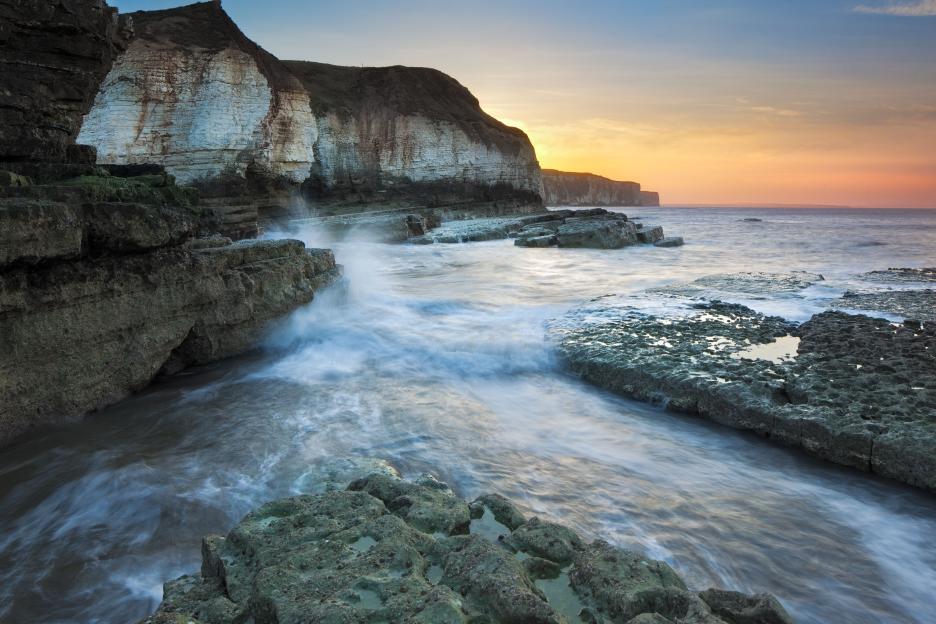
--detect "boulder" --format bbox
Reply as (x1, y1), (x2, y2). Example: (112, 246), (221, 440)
(556, 218), (638, 249)
(636, 225), (665, 244)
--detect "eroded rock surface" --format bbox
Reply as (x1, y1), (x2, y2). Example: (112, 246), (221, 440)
(834, 289), (936, 322)
(0, 0), (131, 164)
(550, 298), (936, 492)
(141, 473), (794, 624)
(0, 197), (340, 447)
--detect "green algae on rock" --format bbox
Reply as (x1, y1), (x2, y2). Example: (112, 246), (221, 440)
(550, 298), (936, 492)
(141, 473), (794, 624)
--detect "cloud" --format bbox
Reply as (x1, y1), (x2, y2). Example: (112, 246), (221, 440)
(854, 0), (936, 16)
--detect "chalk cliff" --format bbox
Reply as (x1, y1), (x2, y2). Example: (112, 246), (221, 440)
(77, 2), (316, 185)
(285, 61), (544, 209)
(78, 2), (544, 225)
(543, 169), (660, 207)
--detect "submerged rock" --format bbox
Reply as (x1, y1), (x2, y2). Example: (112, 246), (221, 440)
(862, 267), (936, 284)
(654, 237), (685, 248)
(651, 272), (824, 299)
(550, 299), (936, 492)
(141, 473), (794, 624)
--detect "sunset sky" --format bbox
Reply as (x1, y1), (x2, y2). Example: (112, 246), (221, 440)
(112, 0), (936, 207)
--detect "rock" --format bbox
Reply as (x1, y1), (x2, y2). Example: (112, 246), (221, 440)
(863, 267), (936, 284)
(0, 171), (31, 187)
(0, 0), (130, 165)
(833, 289), (936, 322)
(556, 218), (638, 249)
(515, 234), (558, 248)
(0, 200), (85, 268)
(78, 3), (545, 218)
(550, 297), (936, 493)
(655, 237), (685, 248)
(141, 474), (793, 624)
(0, 204), (340, 447)
(699, 588), (795, 624)
(652, 271), (824, 298)
(287, 61), (545, 206)
(636, 225), (665, 244)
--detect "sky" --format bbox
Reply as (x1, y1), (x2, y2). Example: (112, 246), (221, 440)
(110, 0), (936, 207)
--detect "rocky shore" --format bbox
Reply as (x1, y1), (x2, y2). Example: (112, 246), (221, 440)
(0, 0), (341, 447)
(549, 275), (936, 492)
(142, 471), (793, 624)
(411, 208), (683, 249)
(0, 184), (340, 446)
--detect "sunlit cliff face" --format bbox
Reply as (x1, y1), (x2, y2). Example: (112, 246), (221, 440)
(111, 0), (936, 207)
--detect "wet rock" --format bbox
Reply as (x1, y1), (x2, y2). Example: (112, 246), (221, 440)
(349, 472), (471, 535)
(834, 289), (936, 322)
(516, 234), (558, 248)
(863, 267), (936, 284)
(699, 588), (794, 624)
(652, 272), (824, 298)
(469, 493), (527, 530)
(141, 474), (793, 624)
(556, 218), (638, 249)
(550, 295), (936, 492)
(654, 236), (685, 248)
(636, 225), (664, 244)
(0, 211), (340, 447)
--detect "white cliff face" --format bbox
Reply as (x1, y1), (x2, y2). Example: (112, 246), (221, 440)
(315, 112), (543, 195)
(78, 44), (316, 184)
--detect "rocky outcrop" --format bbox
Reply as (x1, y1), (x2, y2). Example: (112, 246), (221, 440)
(412, 208), (676, 249)
(141, 471), (794, 624)
(285, 61), (544, 211)
(0, 193), (339, 447)
(550, 296), (936, 492)
(542, 169), (660, 207)
(0, 0), (131, 165)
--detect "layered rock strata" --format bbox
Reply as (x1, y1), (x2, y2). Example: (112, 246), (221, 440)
(286, 61), (544, 211)
(0, 0), (131, 165)
(78, 1), (316, 186)
(543, 169), (660, 207)
(142, 472), (794, 624)
(0, 196), (339, 447)
(77, 2), (545, 226)
(550, 299), (936, 492)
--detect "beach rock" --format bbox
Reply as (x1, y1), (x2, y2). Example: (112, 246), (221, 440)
(556, 218), (638, 249)
(636, 225), (665, 244)
(655, 237), (685, 248)
(140, 474), (793, 624)
(862, 267), (936, 284)
(833, 289), (936, 322)
(550, 297), (936, 492)
(0, 200), (340, 447)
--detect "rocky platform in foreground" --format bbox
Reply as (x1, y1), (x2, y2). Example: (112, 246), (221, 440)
(0, 192), (339, 447)
(550, 299), (936, 492)
(143, 472), (793, 624)
(412, 209), (682, 249)
(542, 170), (660, 208)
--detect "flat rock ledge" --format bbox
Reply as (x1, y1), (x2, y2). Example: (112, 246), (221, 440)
(0, 197), (341, 447)
(549, 300), (936, 492)
(142, 472), (793, 624)
(412, 209), (678, 250)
